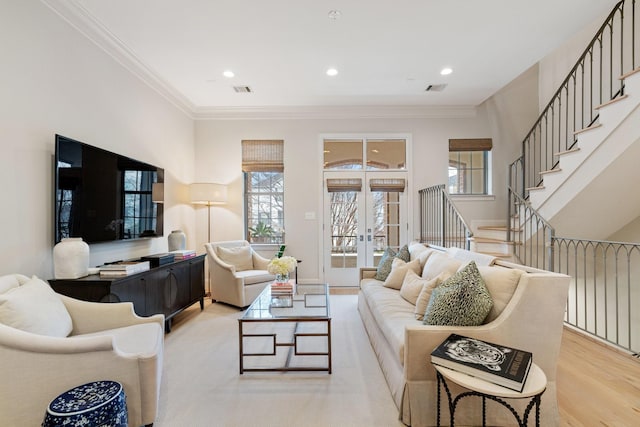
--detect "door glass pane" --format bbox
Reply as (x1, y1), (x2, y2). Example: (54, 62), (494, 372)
(324, 139), (363, 170)
(372, 191), (401, 265)
(367, 139), (406, 170)
(329, 191), (359, 268)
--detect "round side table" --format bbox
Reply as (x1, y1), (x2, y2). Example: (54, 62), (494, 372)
(42, 380), (127, 427)
(434, 362), (547, 427)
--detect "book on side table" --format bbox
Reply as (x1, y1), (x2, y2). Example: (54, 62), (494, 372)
(430, 334), (533, 392)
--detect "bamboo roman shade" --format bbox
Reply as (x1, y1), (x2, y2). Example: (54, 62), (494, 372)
(369, 178), (406, 192)
(241, 140), (284, 172)
(448, 138), (493, 152)
(326, 178), (363, 192)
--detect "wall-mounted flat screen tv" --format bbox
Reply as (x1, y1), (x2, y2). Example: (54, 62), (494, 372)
(54, 134), (164, 244)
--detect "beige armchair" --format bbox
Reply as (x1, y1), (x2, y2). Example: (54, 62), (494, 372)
(205, 240), (276, 308)
(0, 274), (163, 427)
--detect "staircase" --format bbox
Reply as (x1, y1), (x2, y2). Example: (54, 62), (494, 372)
(471, 70), (640, 263)
(467, 1), (640, 354)
(468, 220), (515, 261)
(527, 69), (640, 239)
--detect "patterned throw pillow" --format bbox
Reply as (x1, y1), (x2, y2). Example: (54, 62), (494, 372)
(423, 261), (494, 326)
(396, 244), (410, 262)
(375, 247), (397, 281)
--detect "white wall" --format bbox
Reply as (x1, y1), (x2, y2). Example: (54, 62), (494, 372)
(0, 0), (596, 285)
(194, 114), (506, 282)
(538, 13), (608, 112)
(454, 64), (540, 224)
(0, 1), (196, 278)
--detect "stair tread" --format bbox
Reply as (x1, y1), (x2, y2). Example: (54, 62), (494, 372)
(469, 237), (515, 244)
(574, 123), (602, 135)
(595, 94), (629, 110)
(526, 186), (545, 191)
(555, 147), (580, 156)
(477, 225), (521, 232)
(476, 251), (513, 258)
(540, 168), (562, 175)
(619, 67), (640, 80)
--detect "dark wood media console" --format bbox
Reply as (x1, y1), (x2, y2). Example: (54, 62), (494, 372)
(49, 255), (205, 332)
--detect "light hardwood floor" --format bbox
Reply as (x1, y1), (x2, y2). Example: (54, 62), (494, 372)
(331, 287), (640, 425)
(558, 327), (640, 426)
(186, 291), (639, 425)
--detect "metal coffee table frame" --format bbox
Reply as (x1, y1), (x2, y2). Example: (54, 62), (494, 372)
(238, 283), (332, 374)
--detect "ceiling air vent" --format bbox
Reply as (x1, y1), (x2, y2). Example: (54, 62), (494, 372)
(425, 84), (447, 92)
(233, 86), (252, 93)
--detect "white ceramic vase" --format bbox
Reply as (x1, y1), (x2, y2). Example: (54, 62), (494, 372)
(168, 230), (186, 251)
(53, 237), (90, 279)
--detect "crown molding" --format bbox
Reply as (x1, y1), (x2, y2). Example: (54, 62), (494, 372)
(40, 1), (478, 122)
(41, 0), (196, 118)
(192, 105), (478, 120)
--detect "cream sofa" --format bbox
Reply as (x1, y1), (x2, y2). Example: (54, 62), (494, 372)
(0, 274), (164, 427)
(205, 240), (276, 308)
(357, 243), (570, 426)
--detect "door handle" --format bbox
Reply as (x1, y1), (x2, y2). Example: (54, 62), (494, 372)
(359, 235), (364, 242)
(367, 235), (372, 242)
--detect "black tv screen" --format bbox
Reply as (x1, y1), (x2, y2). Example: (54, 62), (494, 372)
(54, 134), (164, 244)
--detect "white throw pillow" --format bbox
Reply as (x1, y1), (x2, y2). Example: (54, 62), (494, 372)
(478, 266), (525, 323)
(414, 273), (448, 321)
(0, 276), (73, 337)
(383, 258), (421, 290)
(399, 270), (426, 305)
(421, 252), (462, 281)
(0, 274), (26, 294)
(217, 245), (254, 271)
(408, 242), (434, 269)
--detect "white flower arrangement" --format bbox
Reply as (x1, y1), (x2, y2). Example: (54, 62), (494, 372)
(267, 256), (297, 275)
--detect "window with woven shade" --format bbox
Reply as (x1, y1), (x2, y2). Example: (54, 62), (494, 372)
(242, 140), (285, 244)
(448, 138), (492, 195)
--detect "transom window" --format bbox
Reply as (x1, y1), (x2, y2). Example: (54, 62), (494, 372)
(324, 138), (406, 170)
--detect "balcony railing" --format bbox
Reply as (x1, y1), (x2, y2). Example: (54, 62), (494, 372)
(418, 184), (471, 250)
(554, 237), (640, 354)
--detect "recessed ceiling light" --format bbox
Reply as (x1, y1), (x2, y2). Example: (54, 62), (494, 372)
(328, 10), (342, 20)
(440, 67), (453, 76)
(223, 70), (235, 78)
(326, 68), (338, 77)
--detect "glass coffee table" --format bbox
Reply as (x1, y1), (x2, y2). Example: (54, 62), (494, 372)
(238, 283), (331, 374)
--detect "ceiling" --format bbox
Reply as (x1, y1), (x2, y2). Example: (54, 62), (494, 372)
(48, 0), (619, 116)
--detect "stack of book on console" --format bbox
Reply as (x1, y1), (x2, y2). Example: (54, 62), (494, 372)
(99, 261), (151, 277)
(270, 281), (294, 297)
(430, 334), (533, 392)
(169, 249), (196, 260)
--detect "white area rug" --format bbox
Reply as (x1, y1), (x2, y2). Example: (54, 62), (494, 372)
(155, 295), (404, 427)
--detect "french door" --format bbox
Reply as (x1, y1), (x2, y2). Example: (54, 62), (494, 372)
(323, 171), (408, 286)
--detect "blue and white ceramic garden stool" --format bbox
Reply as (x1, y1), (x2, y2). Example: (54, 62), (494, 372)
(42, 380), (127, 427)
